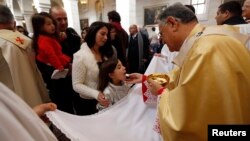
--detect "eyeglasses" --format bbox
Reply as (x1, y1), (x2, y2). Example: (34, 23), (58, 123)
(158, 23), (168, 37)
(158, 17), (180, 37)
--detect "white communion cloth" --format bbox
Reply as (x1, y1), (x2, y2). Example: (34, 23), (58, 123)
(0, 82), (57, 141)
(46, 56), (170, 141)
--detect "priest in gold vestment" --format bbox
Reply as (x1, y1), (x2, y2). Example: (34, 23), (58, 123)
(128, 3), (250, 141)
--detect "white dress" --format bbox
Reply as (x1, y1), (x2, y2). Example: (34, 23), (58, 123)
(96, 82), (131, 110)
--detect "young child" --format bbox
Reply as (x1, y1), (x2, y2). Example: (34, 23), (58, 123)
(97, 58), (131, 110)
(31, 12), (70, 71)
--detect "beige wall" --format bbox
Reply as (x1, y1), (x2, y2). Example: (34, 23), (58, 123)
(78, 0), (223, 32)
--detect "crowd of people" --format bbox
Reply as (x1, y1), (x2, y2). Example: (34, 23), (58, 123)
(0, 1), (250, 141)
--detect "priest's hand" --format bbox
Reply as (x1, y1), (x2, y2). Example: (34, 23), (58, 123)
(126, 73), (143, 84)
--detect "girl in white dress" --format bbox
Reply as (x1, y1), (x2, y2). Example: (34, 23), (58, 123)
(97, 58), (131, 110)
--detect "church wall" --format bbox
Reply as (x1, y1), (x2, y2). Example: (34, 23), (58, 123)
(8, 0), (224, 34)
(78, 0), (223, 34)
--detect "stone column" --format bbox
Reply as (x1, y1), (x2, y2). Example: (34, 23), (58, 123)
(33, 0), (51, 13)
(23, 11), (34, 34)
(15, 15), (24, 27)
(63, 0), (81, 35)
(116, 0), (136, 33)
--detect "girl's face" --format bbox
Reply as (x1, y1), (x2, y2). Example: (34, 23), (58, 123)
(109, 60), (126, 85)
(95, 26), (108, 47)
(43, 17), (55, 35)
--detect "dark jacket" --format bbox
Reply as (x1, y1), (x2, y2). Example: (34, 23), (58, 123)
(223, 16), (247, 25)
(61, 28), (81, 60)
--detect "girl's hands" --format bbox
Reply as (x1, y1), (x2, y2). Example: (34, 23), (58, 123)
(97, 92), (109, 107)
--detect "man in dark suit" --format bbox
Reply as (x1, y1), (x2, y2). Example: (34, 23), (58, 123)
(127, 24), (150, 73)
(49, 6), (85, 115)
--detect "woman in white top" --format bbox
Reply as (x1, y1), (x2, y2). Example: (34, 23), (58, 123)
(72, 21), (115, 115)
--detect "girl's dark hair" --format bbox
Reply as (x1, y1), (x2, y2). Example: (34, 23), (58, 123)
(31, 12), (59, 53)
(97, 58), (118, 91)
(85, 21), (114, 58)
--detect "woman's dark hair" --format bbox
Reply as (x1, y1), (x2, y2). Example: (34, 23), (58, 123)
(31, 12), (59, 53)
(106, 22), (114, 31)
(106, 22), (118, 39)
(85, 21), (114, 58)
(97, 58), (118, 91)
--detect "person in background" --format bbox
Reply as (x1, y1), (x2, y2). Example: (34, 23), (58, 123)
(16, 25), (29, 37)
(139, 26), (149, 39)
(0, 5), (49, 107)
(107, 10), (128, 66)
(81, 27), (89, 43)
(157, 36), (164, 53)
(215, 1), (246, 25)
(242, 0), (250, 23)
(108, 24), (116, 41)
(31, 12), (74, 114)
(107, 23), (126, 66)
(127, 3), (250, 141)
(96, 58), (131, 111)
(31, 12), (71, 71)
(127, 24), (150, 73)
(72, 21), (115, 115)
(50, 6), (81, 59)
(50, 6), (84, 115)
(149, 27), (160, 54)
